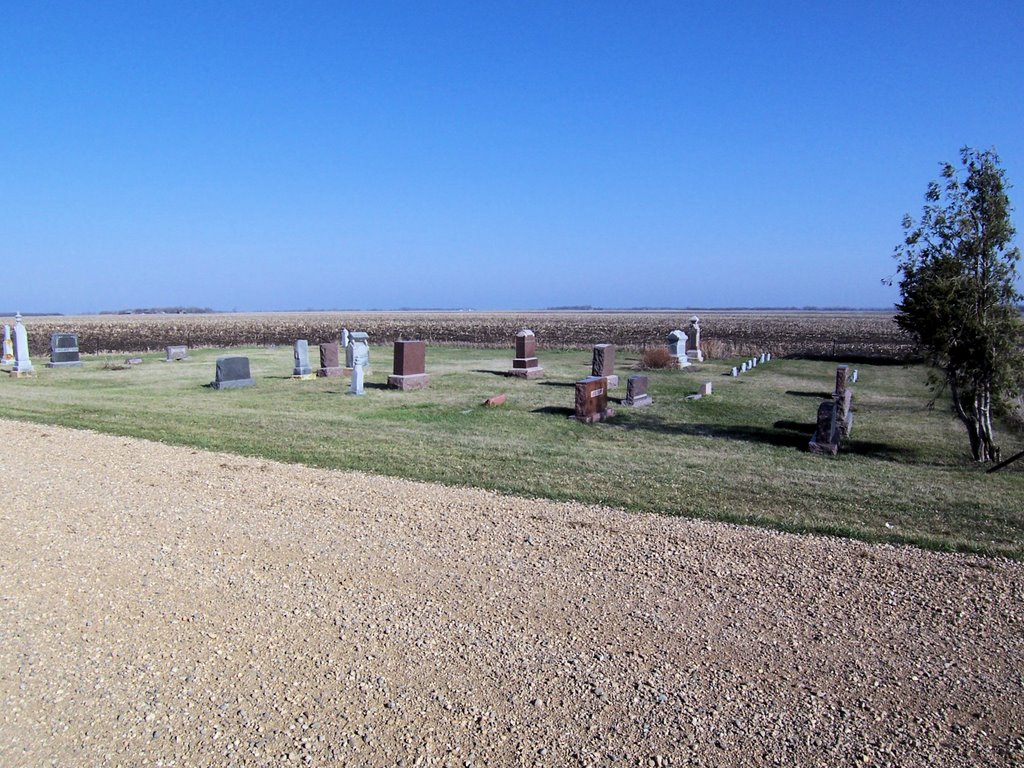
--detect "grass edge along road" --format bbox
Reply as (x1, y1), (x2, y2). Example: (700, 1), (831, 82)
(2, 345), (1022, 559)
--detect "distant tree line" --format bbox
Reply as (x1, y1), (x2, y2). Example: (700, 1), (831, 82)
(99, 307), (216, 315)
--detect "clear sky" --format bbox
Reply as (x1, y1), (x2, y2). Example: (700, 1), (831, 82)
(3, 2), (1022, 313)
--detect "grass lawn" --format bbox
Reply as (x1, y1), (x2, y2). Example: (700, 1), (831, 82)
(3, 345), (1022, 559)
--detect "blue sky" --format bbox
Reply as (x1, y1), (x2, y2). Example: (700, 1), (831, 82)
(3, 2), (1022, 313)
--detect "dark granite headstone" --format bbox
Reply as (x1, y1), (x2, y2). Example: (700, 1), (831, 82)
(388, 340), (430, 390)
(574, 376), (614, 423)
(591, 344), (618, 387)
(46, 332), (82, 368)
(212, 356), (255, 390)
(834, 365), (850, 398)
(318, 342), (342, 378)
(809, 400), (839, 455)
(624, 375), (652, 407)
(509, 329), (544, 378)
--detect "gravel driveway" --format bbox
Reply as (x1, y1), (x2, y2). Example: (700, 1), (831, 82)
(1, 419), (1021, 767)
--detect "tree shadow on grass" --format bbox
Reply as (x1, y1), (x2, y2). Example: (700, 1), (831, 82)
(785, 390), (832, 399)
(538, 380), (575, 388)
(610, 412), (905, 458)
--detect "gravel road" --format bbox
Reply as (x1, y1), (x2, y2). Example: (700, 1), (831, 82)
(1, 419), (1021, 767)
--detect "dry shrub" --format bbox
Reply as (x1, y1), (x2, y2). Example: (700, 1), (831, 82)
(637, 347), (676, 369)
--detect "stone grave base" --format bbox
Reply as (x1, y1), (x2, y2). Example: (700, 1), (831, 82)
(671, 356), (691, 368)
(388, 373), (430, 391)
(292, 373), (316, 381)
(808, 437), (839, 456)
(572, 408), (616, 424)
(46, 361), (83, 368)
(623, 394), (652, 407)
(212, 378), (255, 390)
(507, 367), (544, 379)
(686, 351), (704, 363)
(317, 367), (343, 378)
(605, 374), (619, 388)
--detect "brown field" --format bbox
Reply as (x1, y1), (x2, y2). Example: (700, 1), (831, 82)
(14, 310), (914, 360)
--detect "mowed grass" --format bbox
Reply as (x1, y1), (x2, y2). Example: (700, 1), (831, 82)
(3, 345), (1022, 558)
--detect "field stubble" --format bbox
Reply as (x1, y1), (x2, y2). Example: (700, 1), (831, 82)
(18, 310), (915, 360)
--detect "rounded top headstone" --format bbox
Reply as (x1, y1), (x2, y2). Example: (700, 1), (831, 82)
(689, 315), (700, 325)
(517, 328), (535, 337)
(668, 329), (685, 341)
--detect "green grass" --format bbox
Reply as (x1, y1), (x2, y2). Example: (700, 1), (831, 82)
(3, 346), (1023, 559)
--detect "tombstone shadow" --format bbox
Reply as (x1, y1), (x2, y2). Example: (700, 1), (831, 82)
(785, 390), (832, 399)
(472, 369), (510, 377)
(532, 405), (575, 417)
(538, 380), (575, 388)
(364, 382), (389, 390)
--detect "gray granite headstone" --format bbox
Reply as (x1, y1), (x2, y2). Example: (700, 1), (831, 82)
(666, 330), (689, 366)
(623, 375), (652, 407)
(293, 339), (313, 377)
(685, 316), (704, 362)
(347, 331), (369, 372)
(11, 314), (33, 375)
(47, 332), (83, 368)
(212, 356), (255, 390)
(349, 364), (365, 395)
(731, 367), (738, 377)
(164, 345), (190, 362)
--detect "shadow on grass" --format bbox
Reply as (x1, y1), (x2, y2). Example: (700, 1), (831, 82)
(365, 382), (390, 390)
(471, 369), (509, 377)
(611, 412), (904, 458)
(786, 390), (832, 399)
(785, 353), (919, 365)
(532, 405), (574, 417)
(538, 381), (575, 388)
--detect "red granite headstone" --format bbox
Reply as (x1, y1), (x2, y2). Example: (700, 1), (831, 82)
(318, 342), (342, 378)
(388, 340), (430, 390)
(574, 376), (614, 423)
(509, 329), (544, 378)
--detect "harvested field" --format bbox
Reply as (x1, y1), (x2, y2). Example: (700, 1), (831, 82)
(1, 420), (1022, 766)
(16, 310), (915, 360)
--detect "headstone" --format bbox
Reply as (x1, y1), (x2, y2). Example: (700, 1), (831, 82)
(1, 325), (13, 365)
(318, 342), (342, 378)
(836, 388), (854, 439)
(698, 381), (712, 397)
(760, 352), (766, 364)
(623, 375), (652, 407)
(163, 345), (190, 362)
(292, 339), (313, 378)
(751, 357), (757, 368)
(851, 368), (859, 383)
(125, 357), (144, 366)
(483, 394), (507, 407)
(348, 364), (365, 395)
(341, 328), (350, 350)
(388, 340), (430, 390)
(508, 329), (544, 378)
(834, 365), (850, 398)
(741, 362), (748, 373)
(211, 356), (255, 390)
(10, 314), (33, 376)
(347, 332), (370, 374)
(343, 330), (353, 368)
(666, 330), (690, 367)
(808, 400), (840, 456)
(731, 367), (738, 377)
(591, 344), (618, 387)
(766, 352), (772, 362)
(685, 316), (704, 362)
(47, 333), (83, 368)
(574, 376), (614, 423)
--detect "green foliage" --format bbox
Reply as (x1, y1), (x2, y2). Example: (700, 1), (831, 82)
(894, 147), (1024, 461)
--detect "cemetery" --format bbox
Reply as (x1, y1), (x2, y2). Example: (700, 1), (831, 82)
(1, 318), (1021, 559)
